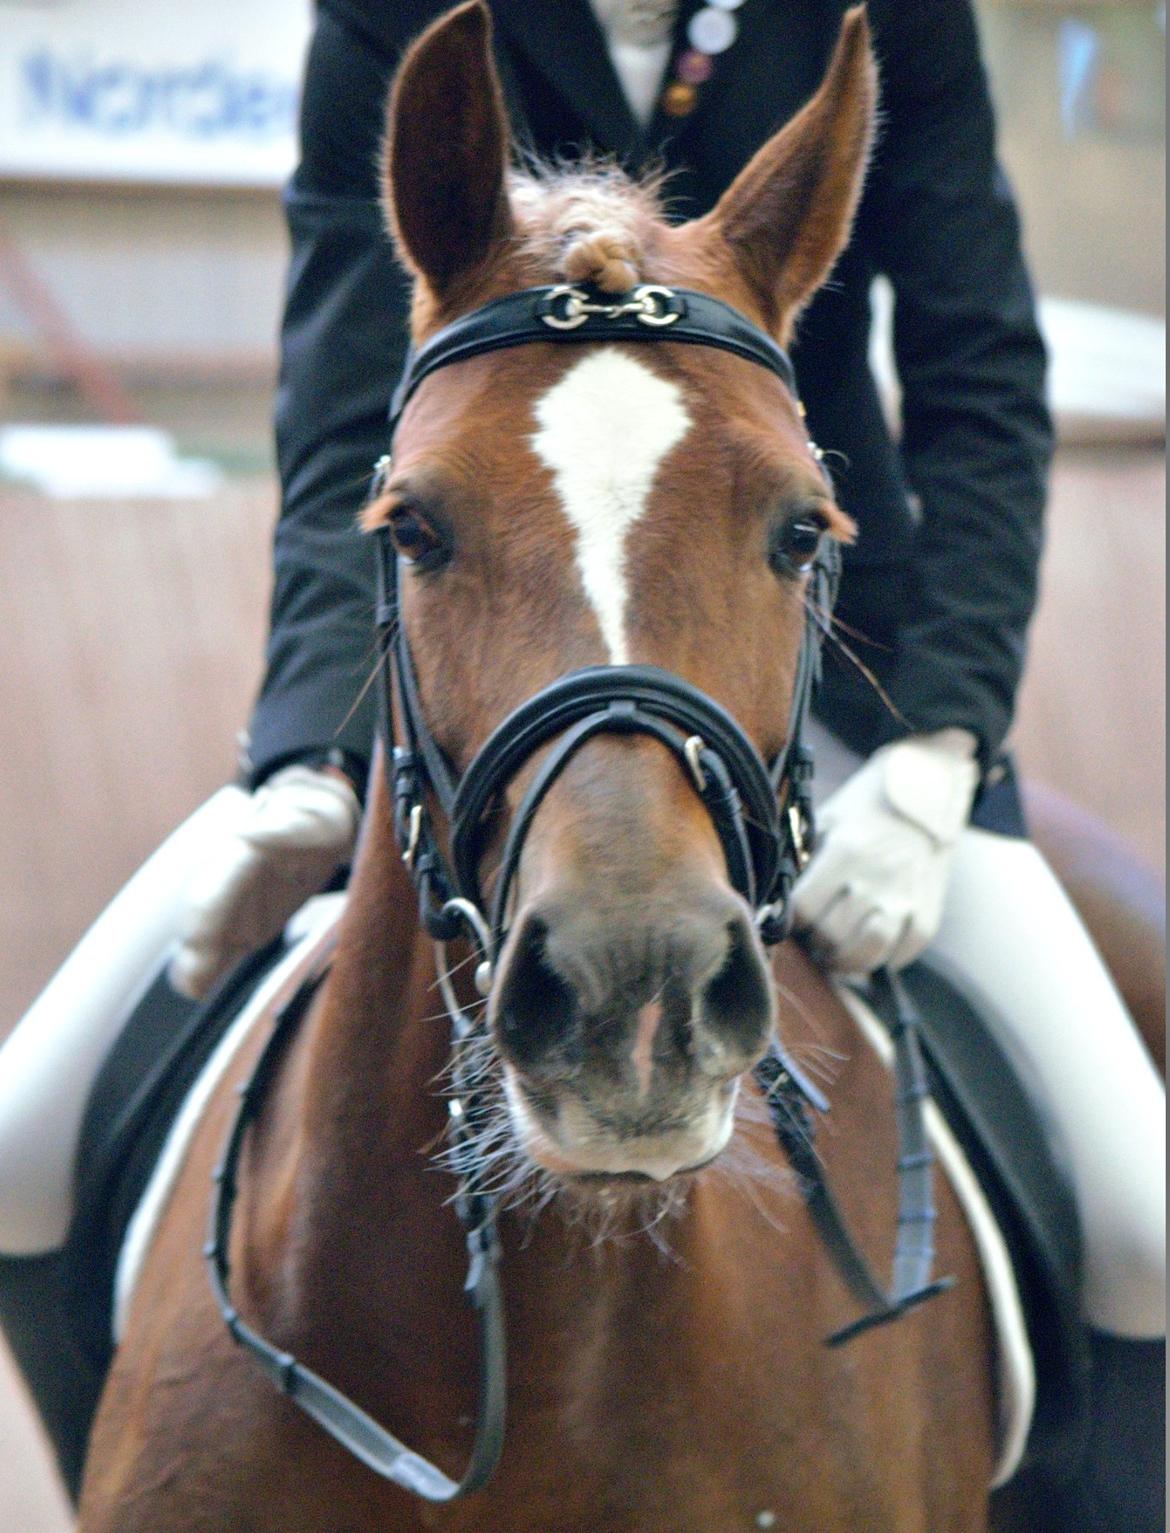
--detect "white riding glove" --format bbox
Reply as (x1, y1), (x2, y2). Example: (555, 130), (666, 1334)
(793, 729), (979, 975)
(169, 764), (361, 1000)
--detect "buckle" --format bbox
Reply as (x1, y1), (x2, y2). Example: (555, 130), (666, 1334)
(370, 453), (394, 496)
(788, 803), (812, 871)
(400, 802), (423, 869)
(683, 734), (707, 792)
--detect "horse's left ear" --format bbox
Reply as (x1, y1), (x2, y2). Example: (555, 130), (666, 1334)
(383, 0), (513, 304)
(700, 6), (877, 338)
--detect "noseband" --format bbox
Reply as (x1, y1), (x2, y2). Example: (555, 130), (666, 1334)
(375, 282), (839, 976)
(208, 282), (949, 1505)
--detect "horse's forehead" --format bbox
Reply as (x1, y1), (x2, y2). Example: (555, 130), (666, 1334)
(530, 349), (692, 665)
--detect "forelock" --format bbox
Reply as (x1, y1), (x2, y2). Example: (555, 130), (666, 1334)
(508, 161), (667, 294)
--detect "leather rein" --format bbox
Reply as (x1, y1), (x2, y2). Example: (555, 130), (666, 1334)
(207, 282), (950, 1502)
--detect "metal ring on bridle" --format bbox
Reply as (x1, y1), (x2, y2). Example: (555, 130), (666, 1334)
(683, 734), (707, 792)
(628, 284), (682, 327)
(540, 285), (592, 330)
(435, 898), (495, 1037)
(441, 896), (494, 958)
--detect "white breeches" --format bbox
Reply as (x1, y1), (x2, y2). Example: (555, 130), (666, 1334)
(0, 774), (1164, 1338)
(929, 830), (1165, 1337)
(0, 787), (249, 1255)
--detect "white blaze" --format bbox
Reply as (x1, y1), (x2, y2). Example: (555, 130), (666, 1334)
(532, 350), (691, 664)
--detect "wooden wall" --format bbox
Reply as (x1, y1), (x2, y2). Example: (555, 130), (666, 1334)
(1, 482), (273, 1029)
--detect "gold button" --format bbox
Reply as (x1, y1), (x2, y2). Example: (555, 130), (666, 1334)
(662, 81), (698, 117)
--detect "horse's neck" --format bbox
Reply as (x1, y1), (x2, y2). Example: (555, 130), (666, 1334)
(302, 776), (448, 1165)
(218, 786), (994, 1524)
(242, 776), (461, 1324)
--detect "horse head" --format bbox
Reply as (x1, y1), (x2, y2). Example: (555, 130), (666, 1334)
(365, 1), (876, 1186)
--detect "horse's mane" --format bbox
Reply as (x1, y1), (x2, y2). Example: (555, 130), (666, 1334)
(507, 158), (669, 294)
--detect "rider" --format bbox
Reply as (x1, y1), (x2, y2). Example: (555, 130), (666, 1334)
(1, 2), (1163, 1525)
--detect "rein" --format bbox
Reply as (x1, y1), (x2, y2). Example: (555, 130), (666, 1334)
(207, 281), (949, 1502)
(206, 972), (506, 1500)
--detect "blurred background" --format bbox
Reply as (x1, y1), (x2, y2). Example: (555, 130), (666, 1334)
(0, 1), (1164, 1526)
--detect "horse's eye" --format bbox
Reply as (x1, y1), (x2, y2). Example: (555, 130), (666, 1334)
(389, 506), (447, 568)
(770, 512), (828, 577)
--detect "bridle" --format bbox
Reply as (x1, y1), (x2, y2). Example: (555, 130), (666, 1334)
(375, 282), (836, 973)
(207, 280), (950, 1504)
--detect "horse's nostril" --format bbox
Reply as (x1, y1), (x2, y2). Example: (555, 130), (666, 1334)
(495, 915), (578, 1070)
(496, 902), (773, 1083)
(701, 915), (774, 1059)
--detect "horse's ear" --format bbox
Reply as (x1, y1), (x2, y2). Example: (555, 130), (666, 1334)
(701, 6), (876, 337)
(384, 0), (513, 303)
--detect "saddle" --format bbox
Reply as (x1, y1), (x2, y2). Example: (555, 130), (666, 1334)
(0, 928), (1089, 1502)
(0, 936), (290, 1499)
(864, 961), (1091, 1477)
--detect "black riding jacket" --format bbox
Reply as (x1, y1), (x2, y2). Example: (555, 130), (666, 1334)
(247, 0), (1051, 790)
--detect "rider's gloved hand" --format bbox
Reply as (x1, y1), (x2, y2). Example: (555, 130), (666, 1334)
(169, 763), (361, 1000)
(793, 729), (979, 975)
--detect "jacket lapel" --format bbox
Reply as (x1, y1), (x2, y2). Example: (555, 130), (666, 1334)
(638, 0), (703, 150)
(491, 0), (642, 158)
(491, 0), (823, 183)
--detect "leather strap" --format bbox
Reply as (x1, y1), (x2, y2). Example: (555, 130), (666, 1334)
(389, 284), (798, 434)
(754, 967), (954, 1346)
(207, 970), (508, 1501)
(485, 704), (757, 948)
(450, 664), (783, 930)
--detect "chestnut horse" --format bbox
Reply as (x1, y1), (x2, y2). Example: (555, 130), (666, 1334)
(78, 7), (1026, 1528)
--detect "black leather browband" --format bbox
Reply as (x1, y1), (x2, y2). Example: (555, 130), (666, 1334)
(389, 283), (798, 432)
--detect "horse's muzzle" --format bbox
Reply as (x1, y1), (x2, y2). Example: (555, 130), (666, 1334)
(489, 887), (775, 1178)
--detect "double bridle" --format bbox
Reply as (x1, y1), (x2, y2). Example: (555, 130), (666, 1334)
(208, 281), (950, 1504)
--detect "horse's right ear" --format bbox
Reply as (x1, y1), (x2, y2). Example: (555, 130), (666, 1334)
(384, 1), (513, 305)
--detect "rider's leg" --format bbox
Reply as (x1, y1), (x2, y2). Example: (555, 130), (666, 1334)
(930, 827), (1165, 1532)
(0, 787), (248, 1255)
(931, 827), (1165, 1339)
(808, 719), (1166, 1334)
(808, 720), (1165, 1520)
